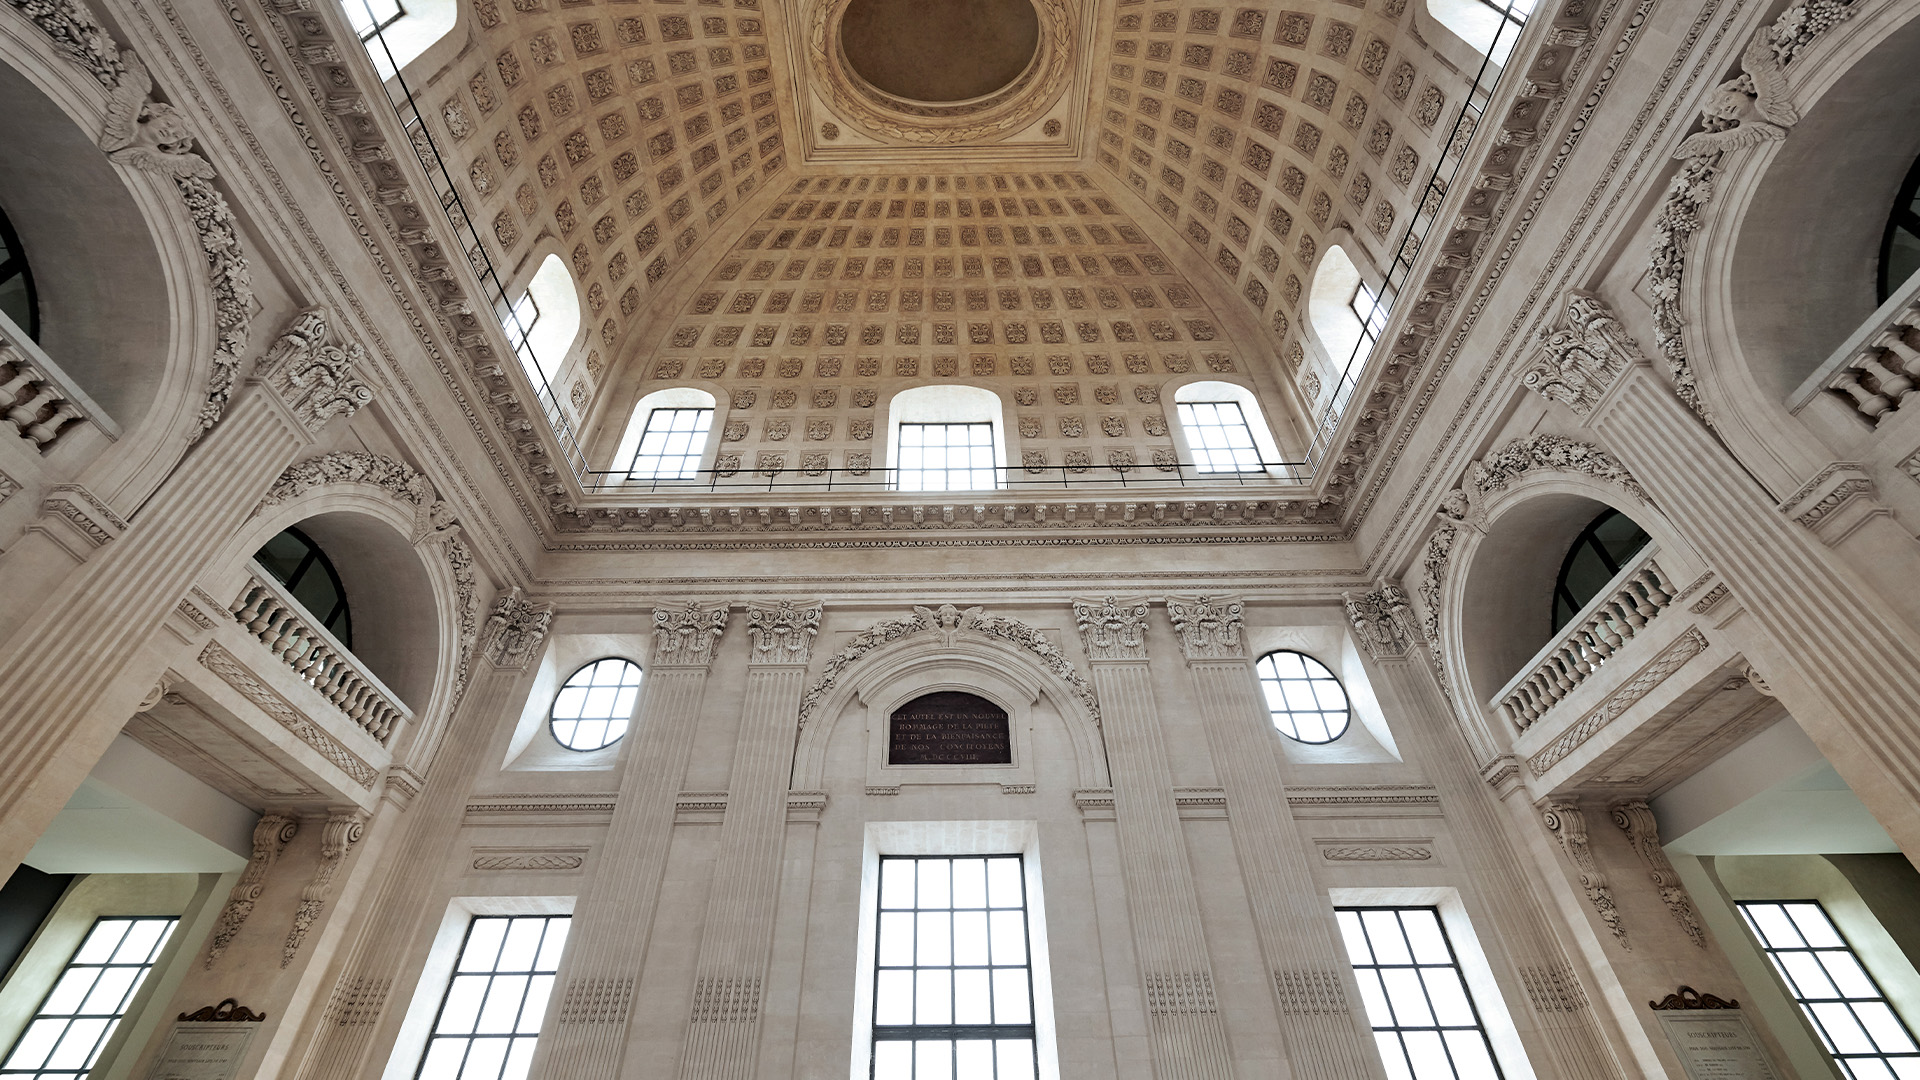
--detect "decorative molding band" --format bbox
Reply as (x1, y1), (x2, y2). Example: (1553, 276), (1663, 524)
(197, 641), (379, 789)
(1318, 842), (1434, 862)
(1285, 785), (1441, 808)
(470, 849), (587, 872)
(864, 786), (901, 797)
(1173, 787), (1228, 813)
(798, 604), (1099, 728)
(675, 791), (728, 824)
(37, 484), (127, 550)
(1143, 971), (1219, 1015)
(1165, 595), (1246, 661)
(1611, 801), (1707, 948)
(1518, 963), (1590, 1014)
(1000, 783), (1036, 795)
(786, 790), (829, 822)
(206, 814), (297, 968)
(1542, 802), (1626, 947)
(282, 810), (366, 967)
(688, 975), (763, 1024)
(1437, 434), (1649, 535)
(1526, 627), (1710, 776)
(1072, 596), (1152, 662)
(554, 977), (634, 1025)
(175, 596), (217, 631)
(1687, 582), (1731, 615)
(1273, 969), (1350, 1015)
(464, 795), (618, 818)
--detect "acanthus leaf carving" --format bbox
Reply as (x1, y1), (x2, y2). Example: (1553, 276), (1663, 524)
(1165, 595), (1245, 661)
(745, 600), (822, 665)
(1610, 800), (1707, 948)
(281, 810), (366, 967)
(1542, 801), (1627, 947)
(255, 308), (374, 434)
(206, 814), (297, 967)
(1523, 292), (1641, 416)
(1343, 583), (1416, 661)
(652, 601), (730, 668)
(1072, 596), (1151, 661)
(482, 587), (554, 669)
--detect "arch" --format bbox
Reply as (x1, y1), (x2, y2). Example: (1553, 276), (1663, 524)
(508, 253), (585, 403)
(1169, 378), (1288, 474)
(1307, 244), (1371, 369)
(793, 607), (1106, 790)
(881, 384), (1009, 489)
(609, 386), (719, 479)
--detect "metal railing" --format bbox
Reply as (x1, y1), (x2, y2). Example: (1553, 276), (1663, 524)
(580, 460), (1314, 495)
(347, 4), (591, 480)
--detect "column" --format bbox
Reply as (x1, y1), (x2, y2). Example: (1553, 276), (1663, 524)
(530, 600), (731, 1079)
(1345, 588), (1630, 1080)
(677, 600), (821, 1079)
(0, 309), (374, 873)
(1071, 597), (1235, 1080)
(1165, 596), (1385, 1080)
(286, 590), (554, 1080)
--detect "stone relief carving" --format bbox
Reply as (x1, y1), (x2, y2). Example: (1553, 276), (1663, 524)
(282, 810), (366, 967)
(205, 813), (297, 967)
(1072, 596), (1151, 661)
(38, 484), (126, 549)
(1273, 970), (1349, 1014)
(198, 641), (379, 788)
(1518, 963), (1590, 1013)
(1527, 627), (1710, 776)
(1165, 594), (1245, 661)
(255, 308), (375, 433)
(554, 977), (634, 1024)
(1610, 800), (1707, 948)
(1142, 971), (1218, 1015)
(482, 587), (554, 669)
(471, 850), (586, 871)
(1672, 36), (1799, 160)
(1319, 844), (1432, 861)
(1523, 292), (1642, 416)
(1439, 435), (1649, 531)
(100, 49), (214, 179)
(1542, 801), (1626, 947)
(652, 600), (730, 667)
(797, 605), (1099, 728)
(1343, 584), (1416, 660)
(2, 0), (126, 85)
(745, 599), (823, 664)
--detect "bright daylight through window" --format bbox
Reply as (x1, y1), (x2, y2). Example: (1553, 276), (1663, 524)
(550, 658), (643, 751)
(1176, 401), (1263, 473)
(625, 407), (714, 480)
(1, 917), (178, 1080)
(416, 915), (569, 1080)
(893, 423), (997, 492)
(1739, 901), (1920, 1080)
(1255, 650), (1351, 743)
(872, 856), (1037, 1080)
(1337, 907), (1504, 1080)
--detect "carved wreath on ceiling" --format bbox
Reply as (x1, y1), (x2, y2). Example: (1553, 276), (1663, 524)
(805, 0), (1074, 144)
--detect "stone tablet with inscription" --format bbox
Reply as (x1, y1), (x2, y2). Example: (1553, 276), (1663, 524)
(146, 1022), (256, 1080)
(888, 691), (1011, 765)
(1656, 1011), (1781, 1080)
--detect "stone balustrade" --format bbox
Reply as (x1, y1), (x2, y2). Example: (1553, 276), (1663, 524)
(0, 310), (117, 452)
(1803, 270), (1920, 424)
(1493, 551), (1673, 731)
(229, 569), (409, 744)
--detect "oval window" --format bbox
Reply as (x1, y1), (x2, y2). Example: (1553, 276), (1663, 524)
(550, 658), (643, 751)
(1255, 650), (1351, 743)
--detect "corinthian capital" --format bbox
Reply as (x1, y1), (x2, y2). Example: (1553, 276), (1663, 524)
(482, 588), (555, 670)
(653, 601), (730, 668)
(1522, 291), (1643, 418)
(1072, 596), (1151, 662)
(745, 600), (823, 665)
(1343, 584), (1417, 660)
(256, 307), (374, 433)
(1165, 595), (1245, 661)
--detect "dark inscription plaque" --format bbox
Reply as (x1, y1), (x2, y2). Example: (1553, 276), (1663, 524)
(888, 692), (1012, 765)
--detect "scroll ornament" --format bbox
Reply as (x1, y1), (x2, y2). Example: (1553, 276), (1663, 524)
(1072, 596), (1151, 661)
(1165, 595), (1245, 661)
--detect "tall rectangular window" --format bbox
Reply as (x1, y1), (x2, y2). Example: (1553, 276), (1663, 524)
(626, 407), (714, 480)
(2, 916), (178, 1080)
(1336, 907), (1504, 1080)
(894, 423), (997, 491)
(872, 856), (1037, 1080)
(1739, 900), (1920, 1080)
(1176, 401), (1263, 473)
(417, 915), (569, 1080)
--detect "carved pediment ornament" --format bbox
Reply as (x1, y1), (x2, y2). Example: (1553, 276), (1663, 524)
(745, 600), (823, 665)
(1072, 596), (1151, 662)
(1650, 987), (1741, 1010)
(1165, 595), (1245, 661)
(652, 601), (731, 668)
(178, 998), (268, 1022)
(255, 308), (374, 433)
(797, 605), (1099, 728)
(1436, 434), (1648, 536)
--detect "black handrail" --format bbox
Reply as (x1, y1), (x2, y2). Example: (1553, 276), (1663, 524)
(578, 461), (1314, 495)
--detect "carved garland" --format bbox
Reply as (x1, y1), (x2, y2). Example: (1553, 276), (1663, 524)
(796, 604), (1100, 728)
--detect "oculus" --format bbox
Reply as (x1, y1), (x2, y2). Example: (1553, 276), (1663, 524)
(838, 0), (1040, 103)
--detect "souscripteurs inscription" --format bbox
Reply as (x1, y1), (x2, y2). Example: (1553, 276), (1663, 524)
(888, 691), (1011, 765)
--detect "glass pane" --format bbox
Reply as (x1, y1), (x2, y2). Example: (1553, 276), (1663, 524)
(917, 912), (952, 967)
(460, 920), (508, 971)
(873, 1041), (913, 1080)
(952, 859), (987, 909)
(988, 911), (1027, 965)
(914, 969), (951, 1024)
(954, 969), (993, 1024)
(879, 912), (916, 967)
(915, 1040), (954, 1080)
(953, 911), (990, 966)
(918, 860), (951, 909)
(986, 859), (1023, 908)
(992, 968), (1032, 1025)
(997, 1039), (1037, 1080)
(875, 970), (915, 1026)
(881, 860), (916, 909)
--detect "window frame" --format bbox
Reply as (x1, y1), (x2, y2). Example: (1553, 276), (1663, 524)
(1878, 152), (1920, 304)
(0, 916), (179, 1080)
(1738, 900), (1920, 1080)
(410, 914), (571, 1080)
(0, 204), (39, 341)
(1549, 509), (1652, 633)
(624, 406), (716, 481)
(890, 421), (1000, 492)
(1335, 905), (1507, 1080)
(1175, 399), (1266, 474)
(347, 0), (408, 41)
(548, 656), (644, 752)
(1254, 649), (1353, 744)
(254, 526), (354, 647)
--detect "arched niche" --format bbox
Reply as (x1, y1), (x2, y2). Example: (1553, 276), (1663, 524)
(794, 630), (1107, 792)
(1444, 471), (1702, 716)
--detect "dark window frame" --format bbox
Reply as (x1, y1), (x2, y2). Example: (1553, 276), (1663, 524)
(0, 915), (179, 1079)
(1879, 152), (1920, 303)
(0, 205), (40, 341)
(1336, 905), (1508, 1080)
(255, 526), (353, 647)
(1549, 509), (1651, 633)
(1738, 899), (1920, 1080)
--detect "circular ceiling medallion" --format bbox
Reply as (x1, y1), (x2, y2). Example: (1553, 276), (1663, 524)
(808, 0), (1072, 144)
(839, 0), (1039, 103)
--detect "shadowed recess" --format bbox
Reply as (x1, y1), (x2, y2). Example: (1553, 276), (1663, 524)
(839, 0), (1040, 102)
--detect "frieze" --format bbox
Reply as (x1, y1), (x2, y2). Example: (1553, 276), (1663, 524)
(197, 641), (379, 788)
(1527, 627), (1711, 776)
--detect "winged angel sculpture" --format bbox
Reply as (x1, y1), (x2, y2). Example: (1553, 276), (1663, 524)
(1672, 33), (1800, 159)
(98, 49), (214, 179)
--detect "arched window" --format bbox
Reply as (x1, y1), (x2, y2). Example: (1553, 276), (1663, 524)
(1308, 246), (1374, 368)
(1255, 651), (1351, 743)
(1172, 381), (1287, 474)
(1426, 0), (1530, 64)
(550, 658), (643, 751)
(504, 255), (582, 409)
(254, 527), (352, 646)
(886, 385), (1007, 491)
(1879, 152), (1920, 302)
(0, 204), (37, 340)
(344, 0), (458, 75)
(611, 387), (718, 480)
(1550, 509), (1652, 631)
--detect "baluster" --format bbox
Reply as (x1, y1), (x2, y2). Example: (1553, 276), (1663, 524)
(24, 402), (78, 448)
(1881, 327), (1920, 377)
(264, 608), (302, 655)
(1859, 354), (1915, 405)
(1832, 371), (1894, 419)
(1637, 567), (1671, 607)
(1609, 595), (1646, 633)
(232, 584), (271, 627)
(5, 383), (57, 432)
(1624, 579), (1659, 622)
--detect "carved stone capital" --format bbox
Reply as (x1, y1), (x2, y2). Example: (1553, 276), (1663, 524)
(652, 601), (730, 668)
(482, 587), (554, 670)
(1610, 800), (1706, 948)
(744, 600), (822, 665)
(1343, 584), (1417, 660)
(1780, 463), (1887, 545)
(254, 308), (374, 434)
(1542, 801), (1626, 947)
(1523, 291), (1643, 417)
(282, 810), (366, 968)
(1072, 596), (1151, 661)
(1165, 595), (1245, 661)
(33, 483), (127, 557)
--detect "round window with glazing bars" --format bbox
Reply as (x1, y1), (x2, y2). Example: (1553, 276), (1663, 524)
(550, 658), (643, 751)
(1254, 650), (1351, 743)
